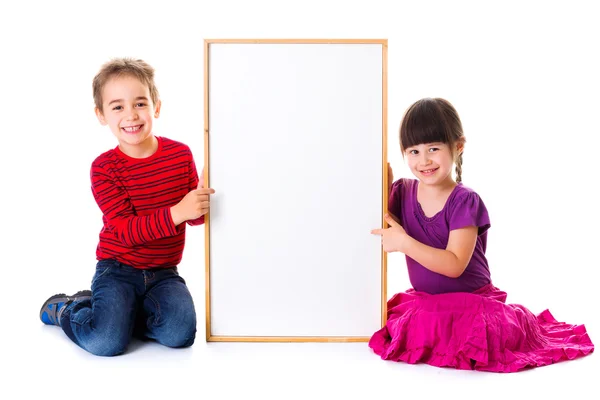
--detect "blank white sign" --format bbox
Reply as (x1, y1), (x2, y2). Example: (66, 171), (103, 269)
(205, 40), (387, 341)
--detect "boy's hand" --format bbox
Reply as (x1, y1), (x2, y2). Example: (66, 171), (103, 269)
(371, 213), (409, 253)
(170, 183), (215, 226)
(198, 167), (206, 188)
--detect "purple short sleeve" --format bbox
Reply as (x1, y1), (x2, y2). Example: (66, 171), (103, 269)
(448, 192), (491, 235)
(388, 179), (404, 226)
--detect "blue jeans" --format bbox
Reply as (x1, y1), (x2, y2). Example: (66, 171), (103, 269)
(60, 259), (197, 356)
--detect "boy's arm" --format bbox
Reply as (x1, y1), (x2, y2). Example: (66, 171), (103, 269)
(91, 164), (180, 247)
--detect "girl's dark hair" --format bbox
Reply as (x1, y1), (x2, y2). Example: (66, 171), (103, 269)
(399, 97), (466, 183)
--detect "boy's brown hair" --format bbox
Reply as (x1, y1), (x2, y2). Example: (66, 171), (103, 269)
(93, 58), (160, 112)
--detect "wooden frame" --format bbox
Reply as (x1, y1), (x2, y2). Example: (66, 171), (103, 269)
(203, 39), (388, 342)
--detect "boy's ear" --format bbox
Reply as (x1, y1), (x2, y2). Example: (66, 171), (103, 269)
(154, 99), (162, 118)
(95, 107), (107, 125)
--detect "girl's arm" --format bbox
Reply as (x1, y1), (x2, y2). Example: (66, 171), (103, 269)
(403, 226), (478, 278)
(372, 214), (478, 278)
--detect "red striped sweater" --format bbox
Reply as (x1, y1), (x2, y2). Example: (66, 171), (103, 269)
(90, 136), (204, 269)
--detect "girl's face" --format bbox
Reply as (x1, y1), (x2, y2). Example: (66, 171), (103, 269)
(404, 142), (458, 186)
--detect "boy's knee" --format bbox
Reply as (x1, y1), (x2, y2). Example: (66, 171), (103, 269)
(69, 312), (132, 357)
(84, 336), (129, 356)
(165, 331), (196, 348)
(159, 311), (197, 348)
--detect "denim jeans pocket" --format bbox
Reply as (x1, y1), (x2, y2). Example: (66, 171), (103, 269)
(92, 264), (112, 284)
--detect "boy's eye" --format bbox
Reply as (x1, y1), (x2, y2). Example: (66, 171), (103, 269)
(136, 103), (147, 107)
(112, 105), (123, 111)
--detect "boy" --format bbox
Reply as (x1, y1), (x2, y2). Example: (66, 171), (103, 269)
(39, 58), (214, 356)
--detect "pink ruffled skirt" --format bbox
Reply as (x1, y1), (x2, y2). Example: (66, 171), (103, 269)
(369, 284), (594, 372)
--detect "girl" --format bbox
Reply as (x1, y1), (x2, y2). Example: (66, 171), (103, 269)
(370, 97), (594, 372)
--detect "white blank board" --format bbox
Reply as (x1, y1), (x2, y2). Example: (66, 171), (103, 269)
(205, 40), (386, 341)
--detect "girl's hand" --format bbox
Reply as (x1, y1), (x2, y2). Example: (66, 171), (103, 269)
(371, 213), (410, 253)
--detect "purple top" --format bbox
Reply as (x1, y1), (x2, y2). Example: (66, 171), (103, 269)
(389, 178), (492, 294)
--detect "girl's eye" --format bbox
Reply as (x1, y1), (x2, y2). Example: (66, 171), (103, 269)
(409, 150), (418, 155)
(429, 147), (439, 152)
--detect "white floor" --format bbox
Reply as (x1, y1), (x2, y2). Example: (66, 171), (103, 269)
(3, 315), (596, 400)
(3, 229), (598, 400)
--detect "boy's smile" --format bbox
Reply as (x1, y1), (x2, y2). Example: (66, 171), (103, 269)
(122, 124), (144, 134)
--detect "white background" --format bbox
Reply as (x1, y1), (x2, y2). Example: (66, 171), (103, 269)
(208, 42), (383, 338)
(0, 0), (598, 399)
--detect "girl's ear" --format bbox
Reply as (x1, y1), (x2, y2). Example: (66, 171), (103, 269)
(456, 141), (465, 155)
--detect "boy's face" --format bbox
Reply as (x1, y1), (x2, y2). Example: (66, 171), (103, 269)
(95, 75), (161, 151)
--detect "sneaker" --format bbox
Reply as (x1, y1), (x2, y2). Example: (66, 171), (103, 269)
(39, 290), (92, 326)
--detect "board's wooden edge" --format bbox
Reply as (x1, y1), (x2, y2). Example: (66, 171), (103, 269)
(204, 39), (389, 341)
